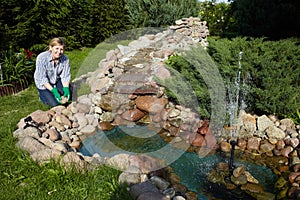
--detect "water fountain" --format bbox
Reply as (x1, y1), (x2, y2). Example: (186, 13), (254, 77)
(227, 51), (244, 173)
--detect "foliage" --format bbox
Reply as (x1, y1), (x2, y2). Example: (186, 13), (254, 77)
(162, 54), (211, 119)
(230, 0), (300, 39)
(125, 0), (199, 28)
(208, 37), (300, 120)
(198, 0), (236, 37)
(0, 0), (129, 51)
(0, 47), (36, 86)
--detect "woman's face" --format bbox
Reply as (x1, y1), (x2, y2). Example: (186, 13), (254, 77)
(50, 45), (64, 60)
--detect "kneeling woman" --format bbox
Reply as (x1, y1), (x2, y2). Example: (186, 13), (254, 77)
(34, 37), (72, 106)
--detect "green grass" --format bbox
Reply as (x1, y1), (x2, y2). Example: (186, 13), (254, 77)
(0, 42), (132, 200)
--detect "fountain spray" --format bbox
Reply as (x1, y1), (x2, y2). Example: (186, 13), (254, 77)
(0, 64), (3, 85)
(228, 51), (243, 172)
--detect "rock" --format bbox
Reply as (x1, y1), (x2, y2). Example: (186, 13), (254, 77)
(162, 187), (176, 198)
(259, 140), (275, 154)
(16, 136), (47, 154)
(49, 121), (65, 132)
(106, 153), (131, 170)
(13, 127), (41, 139)
(152, 62), (171, 80)
(285, 138), (299, 148)
(74, 113), (89, 130)
(121, 109), (145, 122)
(280, 118), (295, 130)
(51, 142), (68, 153)
(173, 196), (186, 200)
(241, 182), (264, 193)
(281, 146), (293, 157)
(237, 138), (247, 150)
(265, 125), (286, 140)
(135, 96), (168, 114)
(276, 140), (285, 150)
(30, 148), (62, 163)
(245, 171), (259, 184)
(289, 172), (300, 183)
(169, 173), (181, 185)
(99, 93), (112, 111)
(29, 110), (51, 125)
(85, 114), (98, 126)
(257, 115), (273, 132)
(76, 102), (90, 114)
(190, 134), (205, 147)
(287, 186), (300, 199)
(100, 111), (115, 122)
(168, 108), (181, 118)
(55, 113), (72, 128)
(220, 141), (231, 152)
(150, 176), (170, 190)
(80, 125), (97, 136)
(207, 170), (225, 184)
(98, 121), (114, 131)
(137, 191), (168, 200)
(118, 166), (142, 186)
(185, 191), (198, 200)
(43, 128), (60, 141)
(60, 152), (87, 170)
(247, 137), (261, 151)
(230, 174), (247, 185)
(130, 181), (160, 200)
(233, 166), (245, 178)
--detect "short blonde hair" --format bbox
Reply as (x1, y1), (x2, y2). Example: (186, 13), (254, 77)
(49, 37), (65, 50)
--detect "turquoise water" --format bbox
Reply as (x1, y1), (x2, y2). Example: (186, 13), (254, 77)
(79, 125), (277, 200)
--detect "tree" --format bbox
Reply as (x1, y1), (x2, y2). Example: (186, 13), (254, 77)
(230, 0), (300, 39)
(125, 0), (199, 28)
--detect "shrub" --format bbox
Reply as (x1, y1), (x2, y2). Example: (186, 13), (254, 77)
(208, 37), (300, 120)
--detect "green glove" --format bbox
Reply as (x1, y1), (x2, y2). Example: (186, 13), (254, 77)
(63, 87), (70, 101)
(51, 87), (62, 102)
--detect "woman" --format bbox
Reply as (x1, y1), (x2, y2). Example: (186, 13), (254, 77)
(34, 37), (71, 106)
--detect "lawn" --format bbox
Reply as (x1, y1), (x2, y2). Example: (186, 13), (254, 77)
(0, 42), (132, 200)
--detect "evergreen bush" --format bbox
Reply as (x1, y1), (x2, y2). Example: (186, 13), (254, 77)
(208, 37), (300, 120)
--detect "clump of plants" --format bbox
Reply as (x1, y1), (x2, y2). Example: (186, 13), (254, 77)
(0, 48), (36, 87)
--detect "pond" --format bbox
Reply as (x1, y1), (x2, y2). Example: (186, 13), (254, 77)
(79, 125), (277, 200)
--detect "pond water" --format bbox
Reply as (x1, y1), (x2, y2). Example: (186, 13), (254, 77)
(79, 125), (277, 200)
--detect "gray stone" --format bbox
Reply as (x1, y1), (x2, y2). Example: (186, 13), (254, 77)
(16, 136), (47, 154)
(118, 172), (141, 187)
(13, 127), (41, 139)
(150, 176), (170, 190)
(130, 181), (160, 200)
(257, 115), (274, 132)
(137, 191), (169, 200)
(265, 125), (286, 140)
(80, 125), (97, 136)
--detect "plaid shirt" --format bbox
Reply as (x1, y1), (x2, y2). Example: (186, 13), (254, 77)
(34, 51), (70, 90)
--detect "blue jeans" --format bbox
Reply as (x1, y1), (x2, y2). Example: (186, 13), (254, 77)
(38, 79), (72, 107)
